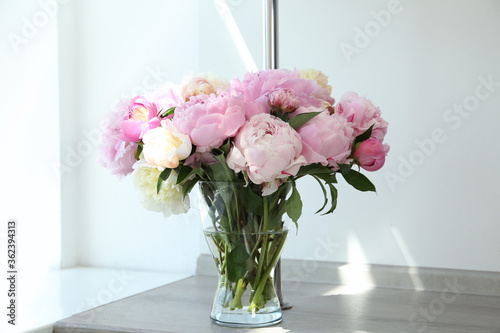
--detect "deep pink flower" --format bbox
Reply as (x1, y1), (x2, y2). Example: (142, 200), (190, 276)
(120, 96), (161, 142)
(98, 99), (138, 177)
(268, 88), (301, 113)
(297, 111), (354, 171)
(353, 138), (390, 171)
(336, 92), (388, 141)
(227, 113), (307, 195)
(173, 94), (246, 153)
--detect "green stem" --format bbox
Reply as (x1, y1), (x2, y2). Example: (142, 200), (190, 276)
(222, 243), (230, 307)
(248, 232), (288, 312)
(269, 184), (286, 211)
(230, 278), (247, 310)
(223, 243), (228, 277)
(231, 183), (241, 233)
(210, 235), (224, 253)
(220, 255), (227, 274)
(254, 197), (269, 288)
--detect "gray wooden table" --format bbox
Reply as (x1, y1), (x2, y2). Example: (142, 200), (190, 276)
(54, 274), (500, 333)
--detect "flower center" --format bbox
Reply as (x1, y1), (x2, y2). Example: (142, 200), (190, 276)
(130, 106), (149, 122)
(166, 134), (183, 149)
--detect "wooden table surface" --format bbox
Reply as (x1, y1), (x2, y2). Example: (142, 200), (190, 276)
(54, 275), (500, 333)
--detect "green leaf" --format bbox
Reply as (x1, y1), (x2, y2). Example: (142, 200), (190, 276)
(176, 165), (193, 184)
(353, 124), (374, 145)
(323, 183), (338, 215)
(160, 106), (176, 118)
(296, 163), (333, 177)
(176, 165), (205, 185)
(312, 176), (328, 214)
(134, 143), (143, 160)
(314, 172), (337, 184)
(272, 109), (290, 122)
(242, 185), (264, 216)
(219, 215), (231, 234)
(342, 169), (376, 192)
(286, 181), (302, 226)
(205, 149), (237, 182)
(268, 203), (287, 230)
(219, 139), (232, 155)
(226, 239), (250, 282)
(287, 111), (322, 130)
(338, 163), (352, 176)
(181, 177), (199, 199)
(156, 168), (172, 194)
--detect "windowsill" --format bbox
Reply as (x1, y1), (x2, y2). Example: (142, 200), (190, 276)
(18, 267), (190, 333)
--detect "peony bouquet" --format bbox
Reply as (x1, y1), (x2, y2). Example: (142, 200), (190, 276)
(99, 68), (389, 314)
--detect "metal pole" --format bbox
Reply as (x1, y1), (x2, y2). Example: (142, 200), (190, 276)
(263, 0), (278, 70)
(263, 0), (292, 311)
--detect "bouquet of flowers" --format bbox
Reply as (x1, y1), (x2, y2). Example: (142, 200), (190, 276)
(99, 68), (389, 315)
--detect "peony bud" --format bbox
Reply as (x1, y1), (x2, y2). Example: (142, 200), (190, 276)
(353, 138), (390, 171)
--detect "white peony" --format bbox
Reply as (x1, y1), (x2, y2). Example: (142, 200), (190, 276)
(299, 68), (333, 95)
(181, 72), (229, 101)
(132, 160), (190, 218)
(142, 120), (192, 169)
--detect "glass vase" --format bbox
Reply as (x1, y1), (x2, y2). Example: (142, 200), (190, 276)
(198, 181), (290, 327)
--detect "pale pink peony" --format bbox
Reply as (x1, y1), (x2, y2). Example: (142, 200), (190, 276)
(143, 82), (183, 115)
(227, 113), (307, 195)
(353, 138), (390, 172)
(173, 94), (246, 153)
(231, 69), (335, 119)
(336, 92), (388, 141)
(297, 111), (354, 171)
(98, 99), (138, 177)
(120, 96), (161, 142)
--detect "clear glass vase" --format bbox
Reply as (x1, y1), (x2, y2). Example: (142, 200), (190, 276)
(198, 181), (290, 327)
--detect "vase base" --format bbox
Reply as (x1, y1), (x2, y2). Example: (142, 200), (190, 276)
(210, 311), (283, 328)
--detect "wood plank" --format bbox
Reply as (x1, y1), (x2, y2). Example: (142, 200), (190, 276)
(54, 275), (500, 333)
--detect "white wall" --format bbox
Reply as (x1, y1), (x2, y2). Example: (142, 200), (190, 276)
(0, 0), (61, 273)
(58, 0), (201, 274)
(53, 0), (500, 274)
(280, 0), (500, 273)
(198, 0), (500, 273)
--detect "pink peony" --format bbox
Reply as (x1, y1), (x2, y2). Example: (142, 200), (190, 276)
(143, 82), (183, 115)
(173, 94), (246, 153)
(297, 111), (354, 171)
(98, 99), (138, 177)
(120, 96), (161, 142)
(227, 113), (307, 195)
(268, 88), (326, 114)
(231, 69), (335, 119)
(353, 138), (390, 171)
(336, 92), (388, 141)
